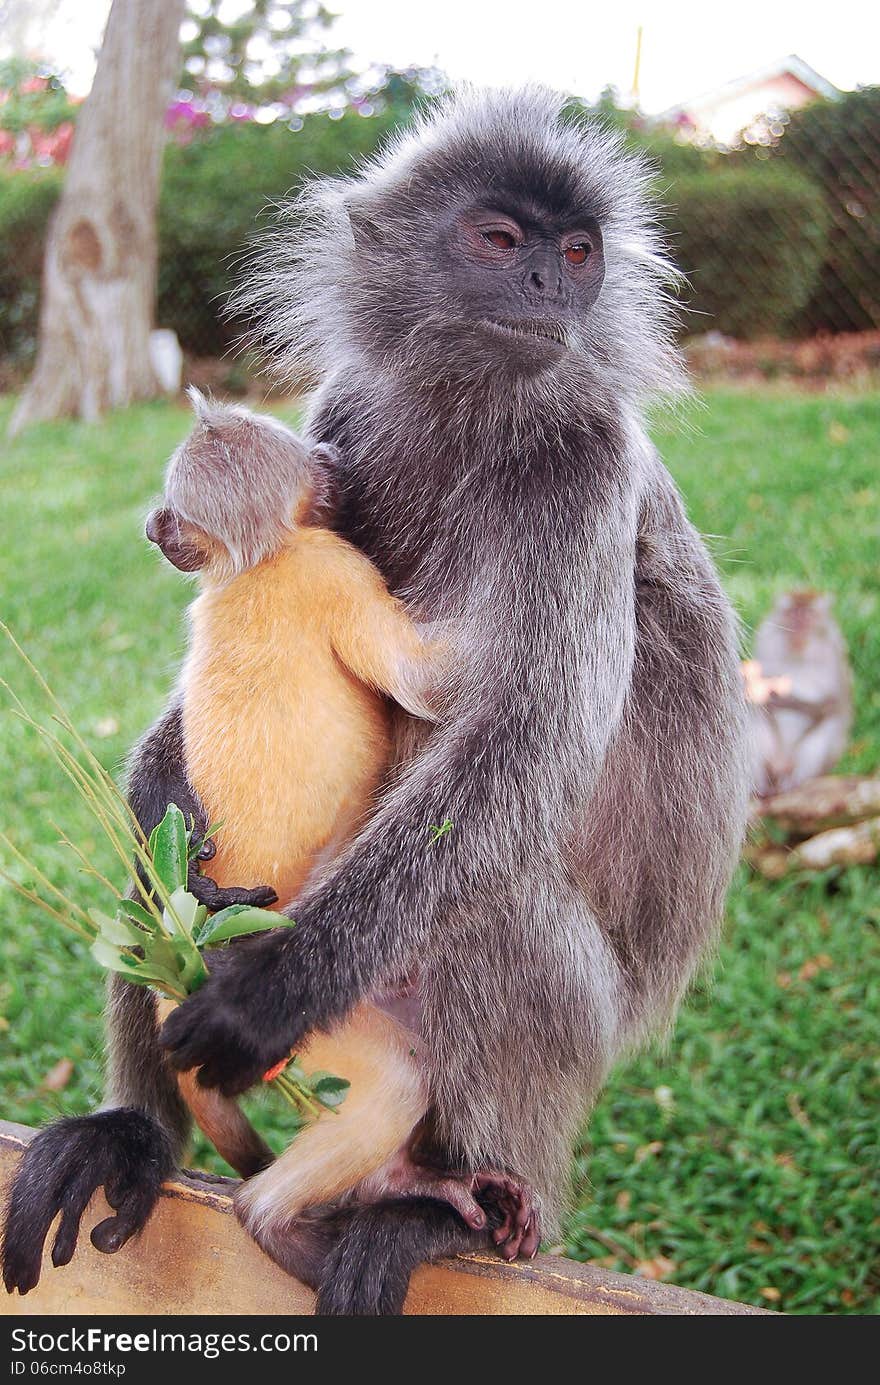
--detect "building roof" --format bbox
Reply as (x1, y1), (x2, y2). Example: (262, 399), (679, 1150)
(658, 54), (839, 124)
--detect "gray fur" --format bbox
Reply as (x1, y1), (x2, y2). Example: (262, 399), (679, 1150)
(236, 86), (686, 410)
(206, 87), (749, 1225)
(103, 975), (190, 1161)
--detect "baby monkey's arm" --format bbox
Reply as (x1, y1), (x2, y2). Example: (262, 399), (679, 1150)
(322, 542), (446, 722)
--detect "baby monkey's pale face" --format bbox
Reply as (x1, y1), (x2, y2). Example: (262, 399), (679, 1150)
(146, 391), (336, 582)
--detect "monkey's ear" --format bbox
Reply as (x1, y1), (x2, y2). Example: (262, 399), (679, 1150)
(298, 444), (340, 527)
(145, 507), (210, 572)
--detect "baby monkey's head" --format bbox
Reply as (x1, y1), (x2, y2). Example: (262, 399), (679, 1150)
(146, 388), (336, 583)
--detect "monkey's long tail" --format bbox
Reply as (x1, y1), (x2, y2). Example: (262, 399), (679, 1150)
(315, 1199), (489, 1316)
(156, 997), (273, 1177)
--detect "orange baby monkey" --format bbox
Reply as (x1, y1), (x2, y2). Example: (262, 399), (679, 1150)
(145, 392), (526, 1271)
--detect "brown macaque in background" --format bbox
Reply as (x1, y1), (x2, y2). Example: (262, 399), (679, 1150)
(747, 590), (853, 798)
(3, 89), (750, 1316)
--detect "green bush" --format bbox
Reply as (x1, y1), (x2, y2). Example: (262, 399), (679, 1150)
(667, 167), (829, 339)
(772, 87), (880, 333)
(0, 107), (407, 365)
(637, 130), (713, 181)
(0, 99), (852, 359)
(158, 110), (402, 353)
(0, 166), (61, 361)
(571, 97), (832, 340)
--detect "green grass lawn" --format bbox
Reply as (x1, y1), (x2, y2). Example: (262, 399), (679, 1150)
(1, 388), (878, 1314)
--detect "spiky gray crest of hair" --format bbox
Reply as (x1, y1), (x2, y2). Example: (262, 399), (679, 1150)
(235, 85), (686, 406)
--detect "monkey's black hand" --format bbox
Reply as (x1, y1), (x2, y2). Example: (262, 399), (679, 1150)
(186, 863), (278, 912)
(159, 929), (321, 1095)
(1, 1110), (173, 1295)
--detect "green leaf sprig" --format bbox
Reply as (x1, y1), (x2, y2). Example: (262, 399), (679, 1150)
(0, 623), (348, 1127)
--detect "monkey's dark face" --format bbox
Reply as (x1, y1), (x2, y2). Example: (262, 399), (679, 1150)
(441, 204), (605, 365)
(345, 152), (616, 387)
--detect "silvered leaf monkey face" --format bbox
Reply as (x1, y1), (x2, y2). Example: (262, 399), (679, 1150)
(344, 136), (612, 384)
(445, 203), (605, 362)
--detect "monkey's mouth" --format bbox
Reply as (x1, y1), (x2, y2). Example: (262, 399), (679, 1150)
(482, 317), (567, 346)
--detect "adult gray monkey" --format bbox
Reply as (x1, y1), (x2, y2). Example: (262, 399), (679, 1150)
(2, 88), (750, 1315)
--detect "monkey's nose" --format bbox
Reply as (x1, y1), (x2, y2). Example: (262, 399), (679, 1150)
(523, 250), (562, 301)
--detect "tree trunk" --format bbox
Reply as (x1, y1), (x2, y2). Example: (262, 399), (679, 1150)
(10, 0), (186, 434)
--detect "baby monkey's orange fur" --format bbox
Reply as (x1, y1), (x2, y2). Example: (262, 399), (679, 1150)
(184, 520), (433, 907)
(148, 393), (433, 1228)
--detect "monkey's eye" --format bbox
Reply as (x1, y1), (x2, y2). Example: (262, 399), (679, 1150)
(482, 229), (517, 251)
(564, 243), (591, 266)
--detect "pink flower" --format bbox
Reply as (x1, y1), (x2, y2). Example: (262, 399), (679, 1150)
(165, 100), (211, 138)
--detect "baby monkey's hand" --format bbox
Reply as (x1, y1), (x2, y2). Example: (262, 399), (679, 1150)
(187, 838), (278, 911)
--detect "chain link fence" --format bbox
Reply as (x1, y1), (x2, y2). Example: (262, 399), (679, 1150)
(660, 86), (880, 345)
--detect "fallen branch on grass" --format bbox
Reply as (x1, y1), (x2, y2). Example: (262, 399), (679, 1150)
(751, 775), (880, 838)
(748, 773), (880, 877)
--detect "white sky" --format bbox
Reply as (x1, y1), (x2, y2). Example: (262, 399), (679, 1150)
(13, 0), (880, 112)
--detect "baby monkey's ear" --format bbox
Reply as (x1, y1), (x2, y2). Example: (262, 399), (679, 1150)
(145, 507), (211, 572)
(297, 443), (341, 527)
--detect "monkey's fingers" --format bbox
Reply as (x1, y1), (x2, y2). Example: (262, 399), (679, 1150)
(412, 1176), (487, 1231)
(496, 1206), (538, 1261)
(50, 1165), (105, 1268)
(2, 1111), (172, 1294)
(491, 1197), (521, 1255)
(90, 1197), (156, 1255)
(192, 1048), (266, 1096)
(3, 1128), (102, 1291)
(519, 1215), (541, 1259)
(160, 999), (267, 1096)
(3, 1182), (61, 1294)
(501, 1206), (540, 1260)
(187, 871), (278, 911)
(88, 1163), (162, 1256)
(158, 993), (218, 1070)
(473, 1172), (538, 1260)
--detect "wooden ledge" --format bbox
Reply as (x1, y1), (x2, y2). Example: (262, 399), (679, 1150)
(0, 1121), (767, 1315)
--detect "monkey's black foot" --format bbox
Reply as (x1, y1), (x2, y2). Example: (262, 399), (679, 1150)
(186, 867), (278, 912)
(1, 1110), (173, 1295)
(472, 1171), (541, 1260)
